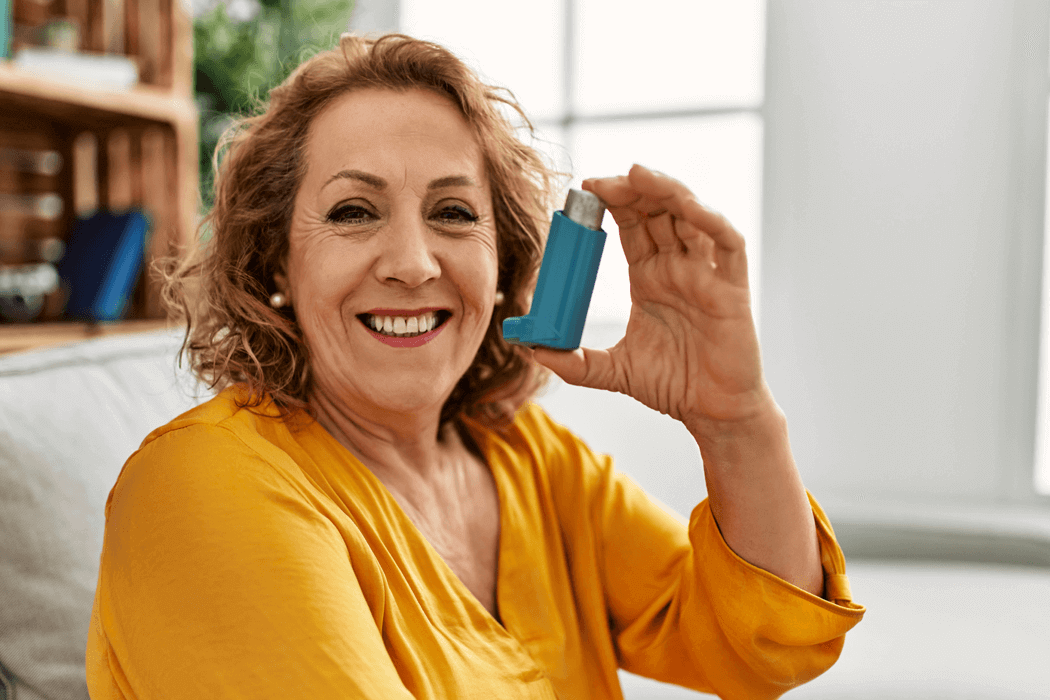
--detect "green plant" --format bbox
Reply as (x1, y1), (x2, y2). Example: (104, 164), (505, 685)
(193, 0), (354, 212)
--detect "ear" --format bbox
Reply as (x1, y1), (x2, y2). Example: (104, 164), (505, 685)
(273, 269), (289, 296)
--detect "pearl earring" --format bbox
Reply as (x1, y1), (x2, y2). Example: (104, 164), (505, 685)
(494, 290), (505, 305)
(269, 292), (287, 309)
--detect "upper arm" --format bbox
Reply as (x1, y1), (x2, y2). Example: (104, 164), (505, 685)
(93, 425), (414, 700)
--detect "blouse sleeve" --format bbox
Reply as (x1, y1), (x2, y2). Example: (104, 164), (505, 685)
(532, 406), (866, 699)
(87, 424), (415, 700)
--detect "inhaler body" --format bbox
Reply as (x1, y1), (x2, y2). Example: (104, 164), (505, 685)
(502, 189), (607, 350)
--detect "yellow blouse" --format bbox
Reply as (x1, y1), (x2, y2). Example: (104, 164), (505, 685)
(86, 384), (864, 699)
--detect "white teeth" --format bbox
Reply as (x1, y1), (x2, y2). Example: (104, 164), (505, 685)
(366, 312), (442, 337)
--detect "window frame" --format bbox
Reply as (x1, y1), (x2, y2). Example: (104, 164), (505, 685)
(1005, 0), (1050, 504)
(529, 0), (765, 340)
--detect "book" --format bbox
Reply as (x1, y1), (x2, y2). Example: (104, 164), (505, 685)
(1, 0), (10, 60)
(57, 210), (151, 321)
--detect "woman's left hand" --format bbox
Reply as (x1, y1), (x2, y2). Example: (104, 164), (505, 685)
(530, 164), (775, 430)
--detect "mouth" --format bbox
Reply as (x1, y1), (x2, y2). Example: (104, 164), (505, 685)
(356, 310), (452, 338)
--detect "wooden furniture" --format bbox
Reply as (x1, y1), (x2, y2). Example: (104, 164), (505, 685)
(0, 0), (197, 354)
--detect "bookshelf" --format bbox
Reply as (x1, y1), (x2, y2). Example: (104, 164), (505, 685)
(0, 317), (175, 353)
(0, 0), (197, 354)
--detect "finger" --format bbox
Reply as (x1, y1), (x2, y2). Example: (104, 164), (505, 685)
(582, 178), (657, 262)
(645, 210), (683, 255)
(583, 177), (676, 262)
(585, 169), (720, 259)
(626, 164), (747, 256)
(530, 344), (620, 393)
(676, 218), (715, 261)
(585, 167), (746, 273)
(583, 176), (658, 227)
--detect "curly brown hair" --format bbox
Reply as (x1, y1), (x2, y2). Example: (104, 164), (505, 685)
(160, 32), (566, 434)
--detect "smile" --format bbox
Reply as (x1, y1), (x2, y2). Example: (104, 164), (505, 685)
(356, 311), (452, 347)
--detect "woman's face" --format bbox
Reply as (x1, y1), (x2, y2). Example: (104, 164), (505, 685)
(282, 87), (499, 420)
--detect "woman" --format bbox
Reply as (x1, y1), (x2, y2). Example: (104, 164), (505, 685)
(86, 33), (864, 699)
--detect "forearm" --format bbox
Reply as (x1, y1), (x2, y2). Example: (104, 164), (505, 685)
(684, 402), (824, 597)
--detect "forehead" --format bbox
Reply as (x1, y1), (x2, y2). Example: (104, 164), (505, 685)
(303, 87), (486, 184)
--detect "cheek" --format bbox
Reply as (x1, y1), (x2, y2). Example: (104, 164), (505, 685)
(292, 242), (366, 308)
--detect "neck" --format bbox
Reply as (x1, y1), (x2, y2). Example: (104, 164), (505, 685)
(306, 382), (463, 486)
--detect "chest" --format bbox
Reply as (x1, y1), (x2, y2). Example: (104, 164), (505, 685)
(387, 454), (502, 621)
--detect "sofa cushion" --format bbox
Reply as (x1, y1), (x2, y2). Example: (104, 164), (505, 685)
(0, 328), (214, 700)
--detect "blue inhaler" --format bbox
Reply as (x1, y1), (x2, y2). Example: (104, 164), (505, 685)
(503, 189), (607, 350)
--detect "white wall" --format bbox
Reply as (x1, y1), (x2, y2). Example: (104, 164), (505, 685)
(348, 0), (400, 35)
(758, 0), (1050, 548)
(760, 0), (1048, 502)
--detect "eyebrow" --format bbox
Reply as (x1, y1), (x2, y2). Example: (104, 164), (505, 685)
(322, 169), (478, 191)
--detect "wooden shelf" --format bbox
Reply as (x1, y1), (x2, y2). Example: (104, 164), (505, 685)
(1, 0), (199, 354)
(0, 318), (178, 355)
(0, 62), (196, 129)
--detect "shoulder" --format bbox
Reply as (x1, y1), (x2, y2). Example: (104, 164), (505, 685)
(131, 383), (310, 475)
(108, 385), (306, 518)
(139, 383), (285, 450)
(468, 401), (616, 497)
(472, 400), (585, 462)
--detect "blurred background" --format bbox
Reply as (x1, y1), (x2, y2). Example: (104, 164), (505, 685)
(1, 0), (1049, 698)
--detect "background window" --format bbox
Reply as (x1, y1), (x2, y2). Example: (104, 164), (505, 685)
(400, 0), (566, 122)
(572, 0), (765, 116)
(401, 0), (767, 338)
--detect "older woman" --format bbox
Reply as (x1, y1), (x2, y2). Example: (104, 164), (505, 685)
(86, 33), (864, 700)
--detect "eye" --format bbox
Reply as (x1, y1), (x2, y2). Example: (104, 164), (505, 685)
(326, 203), (375, 224)
(433, 204), (478, 224)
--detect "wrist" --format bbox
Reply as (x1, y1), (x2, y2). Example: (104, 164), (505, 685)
(682, 394), (786, 448)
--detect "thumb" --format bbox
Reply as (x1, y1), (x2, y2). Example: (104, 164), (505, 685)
(530, 345), (618, 392)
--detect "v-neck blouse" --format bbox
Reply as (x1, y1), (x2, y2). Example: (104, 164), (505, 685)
(86, 384), (865, 700)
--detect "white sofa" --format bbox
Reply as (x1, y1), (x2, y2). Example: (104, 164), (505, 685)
(0, 329), (213, 700)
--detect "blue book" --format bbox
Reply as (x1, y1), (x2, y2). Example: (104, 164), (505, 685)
(57, 210), (152, 321)
(1, 0), (10, 59)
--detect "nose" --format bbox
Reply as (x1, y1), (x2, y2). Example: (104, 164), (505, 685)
(374, 209), (441, 288)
